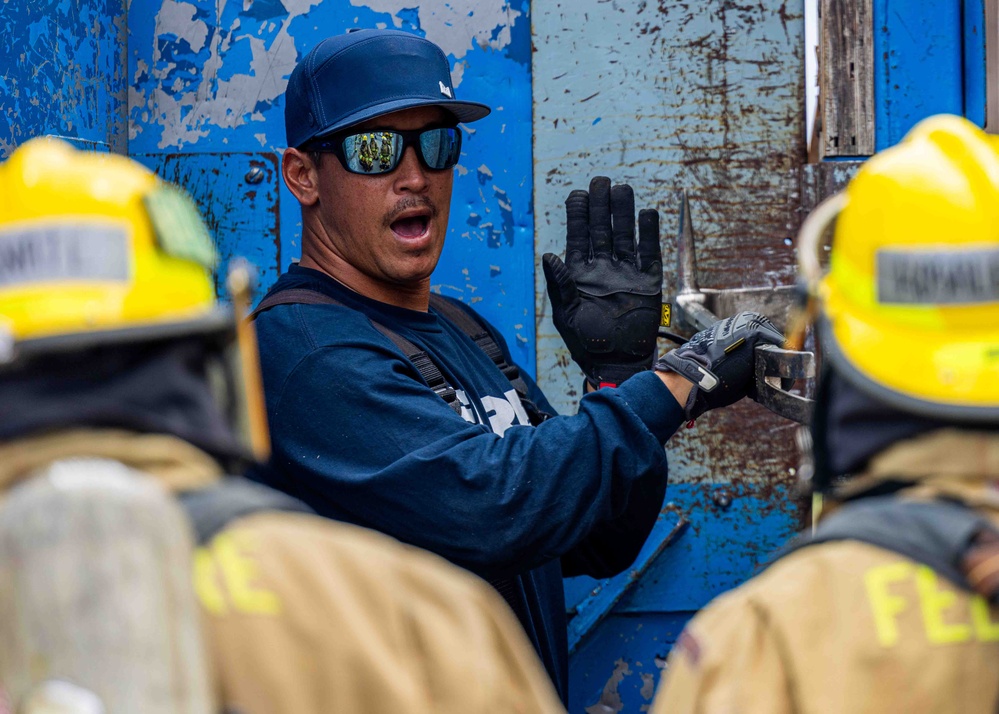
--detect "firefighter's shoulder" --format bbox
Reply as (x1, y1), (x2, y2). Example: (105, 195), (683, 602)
(195, 508), (566, 714)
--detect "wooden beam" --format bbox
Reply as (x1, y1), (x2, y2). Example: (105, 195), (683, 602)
(819, 0), (875, 156)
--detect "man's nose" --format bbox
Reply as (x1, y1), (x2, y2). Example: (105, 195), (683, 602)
(393, 146), (430, 192)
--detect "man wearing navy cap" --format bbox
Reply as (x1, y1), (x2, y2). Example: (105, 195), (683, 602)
(252, 28), (781, 703)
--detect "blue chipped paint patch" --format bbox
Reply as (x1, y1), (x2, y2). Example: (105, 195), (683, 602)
(0, 0), (128, 156)
(244, 0), (286, 21)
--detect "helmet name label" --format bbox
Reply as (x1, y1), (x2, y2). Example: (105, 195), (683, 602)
(877, 248), (999, 304)
(0, 225), (129, 288)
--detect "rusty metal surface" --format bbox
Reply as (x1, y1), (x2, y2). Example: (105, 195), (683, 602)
(799, 160), (862, 211)
(534, 0), (806, 416)
(533, 3), (809, 710)
(0, 0), (128, 157)
(531, 0), (808, 482)
(670, 191), (816, 424)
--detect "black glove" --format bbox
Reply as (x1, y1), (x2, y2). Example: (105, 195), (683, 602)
(542, 176), (662, 389)
(655, 311), (784, 420)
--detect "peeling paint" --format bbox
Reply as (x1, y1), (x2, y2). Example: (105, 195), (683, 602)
(156, 0), (209, 53)
(1, 0), (128, 156)
(535, 0), (806, 416)
(350, 0), (522, 59)
(585, 659), (631, 714)
(540, 3), (809, 711)
(640, 672), (656, 701)
(123, 0), (532, 361)
(131, 0), (317, 149)
(450, 59), (466, 89)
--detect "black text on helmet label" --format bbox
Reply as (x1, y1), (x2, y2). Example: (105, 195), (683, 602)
(877, 248), (999, 305)
(0, 224), (129, 288)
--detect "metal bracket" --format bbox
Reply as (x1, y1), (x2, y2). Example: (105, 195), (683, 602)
(750, 344), (816, 425)
(670, 191), (816, 424)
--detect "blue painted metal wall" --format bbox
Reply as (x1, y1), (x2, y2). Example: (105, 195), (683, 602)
(0, 0), (127, 155)
(861, 0), (988, 151)
(125, 0), (536, 371)
(874, 0), (965, 150)
(964, 0), (988, 129)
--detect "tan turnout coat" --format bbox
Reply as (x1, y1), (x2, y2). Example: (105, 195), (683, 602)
(653, 430), (999, 714)
(0, 429), (565, 714)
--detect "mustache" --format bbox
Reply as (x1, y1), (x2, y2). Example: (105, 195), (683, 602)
(384, 196), (438, 227)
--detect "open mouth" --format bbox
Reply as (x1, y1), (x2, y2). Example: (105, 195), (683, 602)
(390, 214), (430, 239)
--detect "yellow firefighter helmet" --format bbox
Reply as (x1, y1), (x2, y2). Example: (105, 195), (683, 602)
(0, 137), (269, 458)
(0, 137), (217, 343)
(796, 114), (999, 423)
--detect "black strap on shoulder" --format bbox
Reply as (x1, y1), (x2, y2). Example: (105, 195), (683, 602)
(249, 287), (461, 414)
(774, 497), (999, 597)
(429, 294), (551, 425)
(249, 288), (340, 318)
(249, 286), (549, 423)
(370, 321), (461, 412)
(429, 294), (528, 391)
(178, 478), (315, 545)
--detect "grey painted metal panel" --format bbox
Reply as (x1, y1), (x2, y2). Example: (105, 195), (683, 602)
(532, 3), (809, 710)
(534, 0), (806, 419)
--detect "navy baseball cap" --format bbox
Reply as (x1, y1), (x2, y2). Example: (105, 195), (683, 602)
(284, 29), (492, 148)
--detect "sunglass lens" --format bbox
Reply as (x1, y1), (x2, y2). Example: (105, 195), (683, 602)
(419, 128), (461, 170)
(342, 131), (404, 174)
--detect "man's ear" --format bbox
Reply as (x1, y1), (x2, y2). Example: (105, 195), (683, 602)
(282, 148), (320, 207)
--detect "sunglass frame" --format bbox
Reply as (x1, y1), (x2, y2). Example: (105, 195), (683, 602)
(306, 126), (462, 176)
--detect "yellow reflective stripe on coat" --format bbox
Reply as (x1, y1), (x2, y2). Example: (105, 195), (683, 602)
(865, 561), (999, 647)
(192, 530), (281, 616)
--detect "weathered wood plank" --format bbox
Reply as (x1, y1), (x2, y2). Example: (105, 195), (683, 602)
(799, 161), (863, 213)
(820, 0), (874, 155)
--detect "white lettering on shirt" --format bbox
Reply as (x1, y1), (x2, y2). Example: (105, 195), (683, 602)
(454, 389), (480, 425)
(482, 389), (530, 436)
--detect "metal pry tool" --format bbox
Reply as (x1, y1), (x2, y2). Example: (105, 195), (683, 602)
(667, 190), (816, 425)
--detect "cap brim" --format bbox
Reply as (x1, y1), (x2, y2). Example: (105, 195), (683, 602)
(309, 98), (491, 143)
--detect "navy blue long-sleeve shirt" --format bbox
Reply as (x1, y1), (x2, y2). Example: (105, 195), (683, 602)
(252, 265), (684, 702)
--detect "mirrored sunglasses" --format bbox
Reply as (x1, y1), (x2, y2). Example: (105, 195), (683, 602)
(308, 126), (462, 175)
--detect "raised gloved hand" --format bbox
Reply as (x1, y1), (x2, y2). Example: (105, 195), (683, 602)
(655, 311), (784, 420)
(542, 176), (662, 389)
